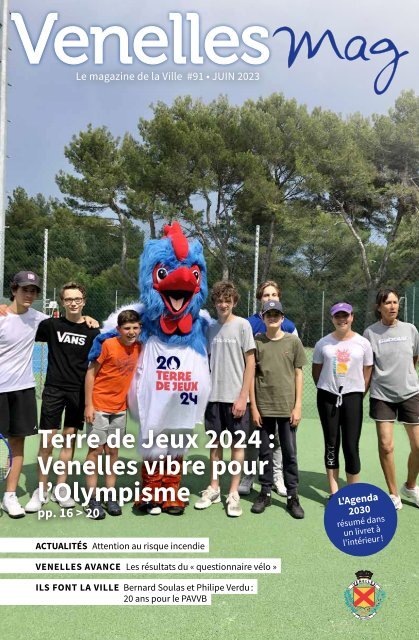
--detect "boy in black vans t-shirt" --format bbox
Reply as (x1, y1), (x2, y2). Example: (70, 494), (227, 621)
(25, 282), (100, 513)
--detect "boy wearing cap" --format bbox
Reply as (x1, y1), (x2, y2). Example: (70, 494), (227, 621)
(250, 300), (307, 518)
(247, 280), (298, 337)
(0, 271), (46, 517)
(241, 279), (298, 497)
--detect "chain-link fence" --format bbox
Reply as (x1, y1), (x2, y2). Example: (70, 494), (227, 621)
(3, 226), (419, 420)
(404, 281), (419, 326)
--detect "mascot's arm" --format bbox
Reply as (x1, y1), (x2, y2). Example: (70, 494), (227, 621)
(199, 308), (214, 327)
(101, 302), (144, 333)
(88, 330), (118, 362)
(88, 301), (144, 362)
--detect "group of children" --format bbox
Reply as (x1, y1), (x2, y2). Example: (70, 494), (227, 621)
(5, 271), (416, 521)
(196, 280), (306, 519)
(0, 274), (142, 519)
(1, 271), (307, 520)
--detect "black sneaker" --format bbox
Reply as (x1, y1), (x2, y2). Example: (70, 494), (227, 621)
(251, 493), (271, 514)
(84, 499), (106, 520)
(286, 495), (304, 519)
(105, 500), (122, 516)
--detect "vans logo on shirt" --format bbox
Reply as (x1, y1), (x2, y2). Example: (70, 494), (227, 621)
(378, 336), (407, 344)
(57, 331), (86, 346)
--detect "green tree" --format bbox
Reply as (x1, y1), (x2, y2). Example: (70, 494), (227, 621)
(56, 126), (141, 287)
(139, 96), (255, 280)
(4, 188), (143, 319)
(238, 94), (321, 281)
(5, 188), (53, 288)
(312, 92), (419, 322)
(121, 133), (174, 239)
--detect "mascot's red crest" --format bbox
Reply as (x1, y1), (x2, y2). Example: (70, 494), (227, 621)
(163, 221), (189, 261)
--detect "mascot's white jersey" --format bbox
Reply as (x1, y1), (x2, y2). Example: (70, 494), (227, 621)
(127, 336), (211, 455)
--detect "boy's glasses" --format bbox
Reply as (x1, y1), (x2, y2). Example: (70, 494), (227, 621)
(63, 297), (84, 305)
(265, 311), (281, 318)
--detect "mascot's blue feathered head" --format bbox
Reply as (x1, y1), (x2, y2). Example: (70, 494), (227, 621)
(139, 222), (208, 355)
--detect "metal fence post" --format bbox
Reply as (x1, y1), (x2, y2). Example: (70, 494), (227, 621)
(39, 228), (49, 396)
(252, 225), (260, 315)
(0, 0), (10, 297)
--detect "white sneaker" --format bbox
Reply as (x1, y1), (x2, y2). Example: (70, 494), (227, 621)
(273, 477), (287, 497)
(25, 488), (49, 513)
(1, 493), (25, 519)
(400, 483), (419, 507)
(51, 485), (75, 508)
(238, 474), (254, 496)
(390, 494), (403, 510)
(147, 504), (162, 515)
(194, 486), (221, 510)
(226, 491), (242, 517)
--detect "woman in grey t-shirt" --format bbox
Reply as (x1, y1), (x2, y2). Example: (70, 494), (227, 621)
(363, 288), (419, 510)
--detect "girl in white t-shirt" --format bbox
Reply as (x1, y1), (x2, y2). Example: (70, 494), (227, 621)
(312, 302), (373, 497)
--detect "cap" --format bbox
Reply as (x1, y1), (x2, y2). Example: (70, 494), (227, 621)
(330, 302), (352, 316)
(12, 271), (41, 290)
(261, 300), (284, 315)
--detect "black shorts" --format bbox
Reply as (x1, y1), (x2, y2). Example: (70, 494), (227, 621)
(0, 388), (38, 437)
(205, 401), (250, 441)
(370, 394), (419, 424)
(39, 385), (85, 431)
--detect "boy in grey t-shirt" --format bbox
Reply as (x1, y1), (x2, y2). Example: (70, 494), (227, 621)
(195, 281), (255, 517)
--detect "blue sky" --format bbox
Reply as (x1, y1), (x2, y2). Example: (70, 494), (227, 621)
(4, 0), (419, 201)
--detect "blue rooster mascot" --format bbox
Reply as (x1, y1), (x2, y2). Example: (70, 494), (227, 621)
(93, 222), (211, 515)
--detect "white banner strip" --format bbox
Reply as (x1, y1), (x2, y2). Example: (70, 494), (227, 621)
(0, 558), (280, 574)
(0, 538), (209, 553)
(0, 579), (257, 605)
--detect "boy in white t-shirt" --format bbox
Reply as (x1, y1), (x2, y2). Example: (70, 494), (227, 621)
(0, 271), (46, 518)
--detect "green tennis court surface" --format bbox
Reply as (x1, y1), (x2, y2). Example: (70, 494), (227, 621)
(1, 415), (417, 640)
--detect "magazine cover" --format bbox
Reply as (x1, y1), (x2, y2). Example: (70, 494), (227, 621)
(1, 1), (418, 639)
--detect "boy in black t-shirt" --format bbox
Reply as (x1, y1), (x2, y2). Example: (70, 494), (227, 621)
(25, 282), (100, 513)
